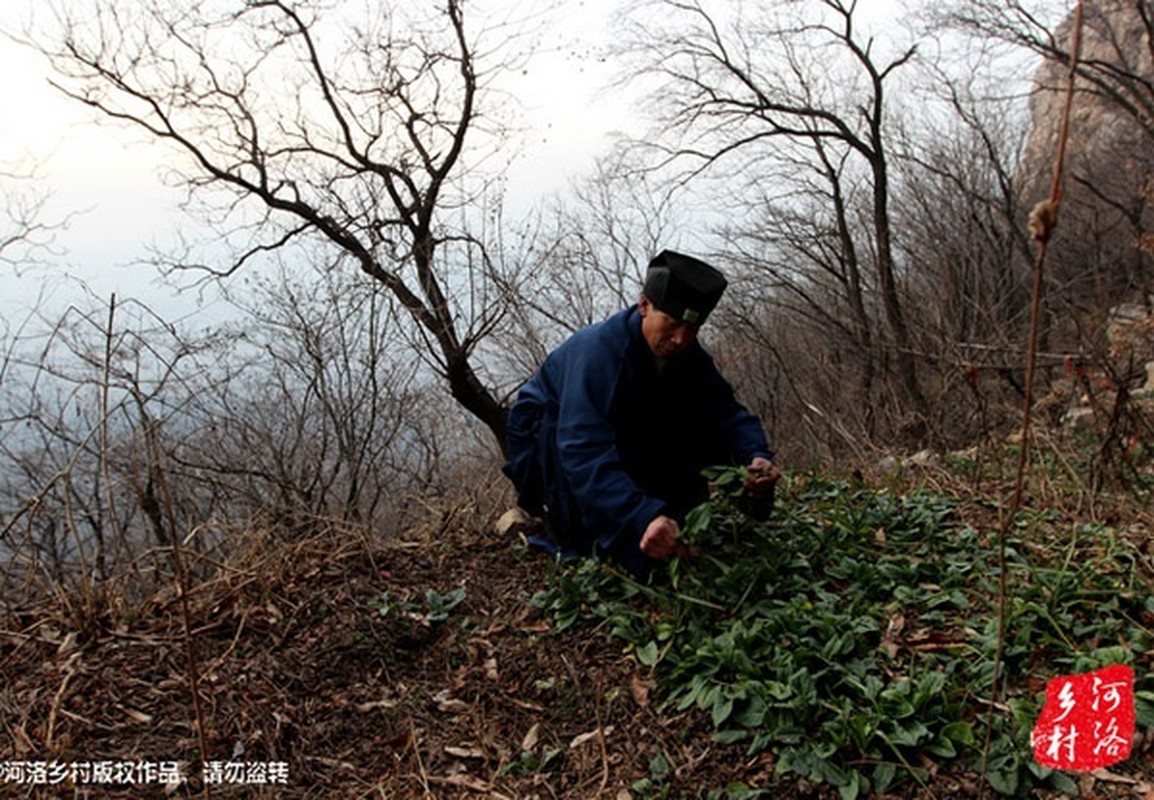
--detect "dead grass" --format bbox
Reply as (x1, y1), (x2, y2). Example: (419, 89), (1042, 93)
(1, 460), (1151, 799)
(0, 505), (783, 799)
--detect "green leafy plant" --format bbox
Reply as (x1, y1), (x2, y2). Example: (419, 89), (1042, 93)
(371, 586), (467, 625)
(533, 470), (1154, 797)
(499, 745), (564, 777)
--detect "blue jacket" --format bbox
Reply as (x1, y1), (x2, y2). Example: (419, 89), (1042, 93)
(504, 306), (771, 571)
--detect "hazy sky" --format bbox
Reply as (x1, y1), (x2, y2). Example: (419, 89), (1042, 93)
(0, 1), (912, 323)
(2, 7), (178, 314)
(0, 1), (629, 321)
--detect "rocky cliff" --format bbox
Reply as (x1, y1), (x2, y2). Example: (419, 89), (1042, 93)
(1019, 0), (1153, 305)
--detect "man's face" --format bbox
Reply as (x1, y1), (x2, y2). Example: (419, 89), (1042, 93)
(638, 295), (700, 359)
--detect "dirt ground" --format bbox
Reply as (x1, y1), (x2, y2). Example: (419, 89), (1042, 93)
(1, 509), (1150, 799)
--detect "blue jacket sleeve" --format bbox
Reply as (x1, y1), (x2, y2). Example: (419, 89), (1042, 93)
(554, 341), (667, 553)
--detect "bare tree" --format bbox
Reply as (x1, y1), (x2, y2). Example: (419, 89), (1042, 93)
(891, 48), (1044, 397)
(719, 137), (886, 436)
(0, 290), (231, 593)
(490, 148), (685, 383)
(0, 164), (67, 272)
(173, 257), (429, 530)
(615, 0), (929, 431)
(31, 0), (540, 452)
(0, 264), (469, 600)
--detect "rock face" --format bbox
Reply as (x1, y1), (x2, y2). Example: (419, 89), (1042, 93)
(1019, 0), (1153, 305)
(1021, 1), (1152, 203)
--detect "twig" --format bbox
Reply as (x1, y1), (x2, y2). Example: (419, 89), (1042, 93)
(148, 424), (213, 800)
(98, 292), (117, 583)
(406, 718), (434, 798)
(593, 669), (611, 798)
(44, 651), (81, 753)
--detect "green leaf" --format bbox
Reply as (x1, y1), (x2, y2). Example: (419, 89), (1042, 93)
(636, 640), (660, 667)
(1136, 690), (1154, 727)
(837, 770), (863, 800)
(1026, 760), (1052, 780)
(882, 720), (929, 747)
(684, 504), (713, 539)
(926, 736), (956, 758)
(712, 729), (749, 745)
(872, 762), (896, 793)
(712, 695), (735, 727)
(676, 681), (703, 711)
(1046, 771), (1079, 794)
(940, 721), (975, 746)
(985, 754), (1020, 796)
(812, 757), (851, 787)
(719, 783), (768, 800)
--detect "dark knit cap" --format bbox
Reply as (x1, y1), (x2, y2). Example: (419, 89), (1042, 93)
(642, 250), (727, 324)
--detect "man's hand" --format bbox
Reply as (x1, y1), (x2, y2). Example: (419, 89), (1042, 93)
(639, 515), (681, 560)
(745, 456), (781, 500)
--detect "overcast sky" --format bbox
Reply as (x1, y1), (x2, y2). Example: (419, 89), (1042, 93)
(0, 1), (633, 323)
(0, 1), (916, 324)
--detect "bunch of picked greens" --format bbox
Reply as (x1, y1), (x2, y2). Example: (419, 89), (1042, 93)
(532, 469), (1154, 798)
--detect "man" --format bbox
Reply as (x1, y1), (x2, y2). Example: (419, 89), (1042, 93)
(503, 250), (779, 577)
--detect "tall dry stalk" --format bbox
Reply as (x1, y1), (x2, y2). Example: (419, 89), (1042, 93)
(144, 420), (213, 799)
(980, 1), (1086, 792)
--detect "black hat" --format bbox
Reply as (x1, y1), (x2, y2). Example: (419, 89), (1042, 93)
(642, 250), (727, 324)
